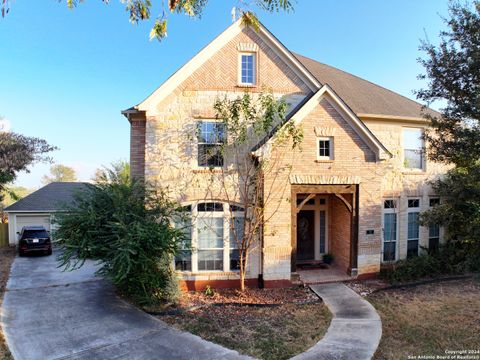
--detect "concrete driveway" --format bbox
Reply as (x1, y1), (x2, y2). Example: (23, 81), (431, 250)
(1, 252), (250, 360)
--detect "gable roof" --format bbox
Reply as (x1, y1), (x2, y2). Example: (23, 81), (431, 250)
(293, 53), (437, 119)
(125, 19), (320, 116)
(252, 84), (391, 160)
(4, 182), (90, 212)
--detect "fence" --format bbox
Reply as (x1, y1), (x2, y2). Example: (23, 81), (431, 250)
(0, 223), (9, 247)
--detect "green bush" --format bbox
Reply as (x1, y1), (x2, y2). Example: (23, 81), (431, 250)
(54, 181), (187, 304)
(380, 240), (480, 284)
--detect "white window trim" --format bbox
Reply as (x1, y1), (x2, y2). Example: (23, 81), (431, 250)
(316, 136), (334, 161)
(402, 127), (425, 172)
(382, 199), (399, 262)
(238, 52), (257, 86)
(179, 202), (245, 274)
(196, 120), (224, 169)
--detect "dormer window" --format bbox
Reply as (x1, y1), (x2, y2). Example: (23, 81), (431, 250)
(239, 53), (256, 85)
(317, 137), (334, 160)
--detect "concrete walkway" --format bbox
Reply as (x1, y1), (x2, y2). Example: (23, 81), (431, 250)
(292, 283), (382, 360)
(1, 253), (251, 360)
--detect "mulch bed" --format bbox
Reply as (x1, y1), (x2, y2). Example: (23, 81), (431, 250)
(156, 286), (331, 360)
(143, 286), (321, 315)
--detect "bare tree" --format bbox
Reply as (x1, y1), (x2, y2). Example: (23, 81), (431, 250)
(207, 91), (303, 291)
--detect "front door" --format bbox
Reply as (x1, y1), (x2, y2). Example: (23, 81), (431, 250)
(297, 210), (315, 261)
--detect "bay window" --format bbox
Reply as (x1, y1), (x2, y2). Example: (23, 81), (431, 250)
(176, 201), (245, 273)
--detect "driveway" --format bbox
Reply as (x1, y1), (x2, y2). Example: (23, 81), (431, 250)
(1, 252), (250, 360)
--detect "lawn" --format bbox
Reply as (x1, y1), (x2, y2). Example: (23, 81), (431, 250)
(158, 287), (332, 360)
(0, 246), (14, 360)
(369, 278), (480, 360)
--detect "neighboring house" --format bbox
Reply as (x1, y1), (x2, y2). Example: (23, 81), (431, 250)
(4, 182), (88, 245)
(122, 20), (446, 290)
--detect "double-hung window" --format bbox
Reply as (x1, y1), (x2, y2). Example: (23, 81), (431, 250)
(382, 199), (398, 261)
(407, 199), (420, 258)
(239, 53), (256, 85)
(197, 121), (225, 167)
(317, 137), (334, 160)
(403, 128), (424, 170)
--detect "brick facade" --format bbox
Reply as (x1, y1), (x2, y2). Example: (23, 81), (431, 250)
(125, 24), (448, 288)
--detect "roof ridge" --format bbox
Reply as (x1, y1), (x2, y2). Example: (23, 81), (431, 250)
(292, 52), (429, 113)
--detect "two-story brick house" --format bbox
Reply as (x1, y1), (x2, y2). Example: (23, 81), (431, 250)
(122, 20), (445, 290)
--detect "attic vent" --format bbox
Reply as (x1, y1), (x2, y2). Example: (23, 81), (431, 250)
(237, 43), (258, 52)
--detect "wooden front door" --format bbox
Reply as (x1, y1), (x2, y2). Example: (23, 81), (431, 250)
(297, 210), (315, 261)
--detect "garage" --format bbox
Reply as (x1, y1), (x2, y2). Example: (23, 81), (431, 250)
(15, 215), (51, 234)
(4, 182), (88, 245)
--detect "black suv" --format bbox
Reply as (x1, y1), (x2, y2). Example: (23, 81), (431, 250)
(18, 226), (52, 256)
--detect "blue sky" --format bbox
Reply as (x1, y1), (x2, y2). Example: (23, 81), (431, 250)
(0, 0), (449, 189)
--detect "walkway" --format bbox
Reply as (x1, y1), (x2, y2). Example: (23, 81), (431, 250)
(1, 253), (251, 360)
(292, 283), (382, 360)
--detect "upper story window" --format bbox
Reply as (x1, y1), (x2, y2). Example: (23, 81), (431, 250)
(317, 137), (334, 160)
(197, 121), (225, 167)
(403, 128), (424, 170)
(239, 53), (256, 85)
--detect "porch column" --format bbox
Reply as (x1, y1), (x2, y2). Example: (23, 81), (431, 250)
(349, 185), (359, 274)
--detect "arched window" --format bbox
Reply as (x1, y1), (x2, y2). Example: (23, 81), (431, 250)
(174, 202), (245, 272)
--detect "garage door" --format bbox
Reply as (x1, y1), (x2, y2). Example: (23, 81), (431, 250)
(15, 215), (51, 237)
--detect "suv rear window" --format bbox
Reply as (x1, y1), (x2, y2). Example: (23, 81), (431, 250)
(22, 230), (49, 239)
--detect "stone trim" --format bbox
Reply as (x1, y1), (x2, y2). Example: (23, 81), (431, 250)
(290, 175), (361, 185)
(314, 126), (336, 137)
(236, 42), (259, 52)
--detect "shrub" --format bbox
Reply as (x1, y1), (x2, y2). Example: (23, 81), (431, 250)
(54, 181), (187, 304)
(380, 240), (480, 284)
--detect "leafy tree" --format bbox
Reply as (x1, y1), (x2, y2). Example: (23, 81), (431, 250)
(0, 130), (56, 200)
(55, 180), (186, 304)
(2, 186), (32, 207)
(418, 1), (480, 247)
(42, 164), (77, 184)
(417, 0), (480, 167)
(1, 0), (294, 41)
(212, 91), (302, 291)
(93, 160), (130, 185)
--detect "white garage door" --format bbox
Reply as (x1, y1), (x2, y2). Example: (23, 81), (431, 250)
(15, 215), (51, 237)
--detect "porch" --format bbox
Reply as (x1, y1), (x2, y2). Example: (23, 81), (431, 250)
(291, 184), (359, 283)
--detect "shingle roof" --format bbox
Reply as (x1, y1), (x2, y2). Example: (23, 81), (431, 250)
(4, 182), (90, 212)
(294, 53), (438, 119)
